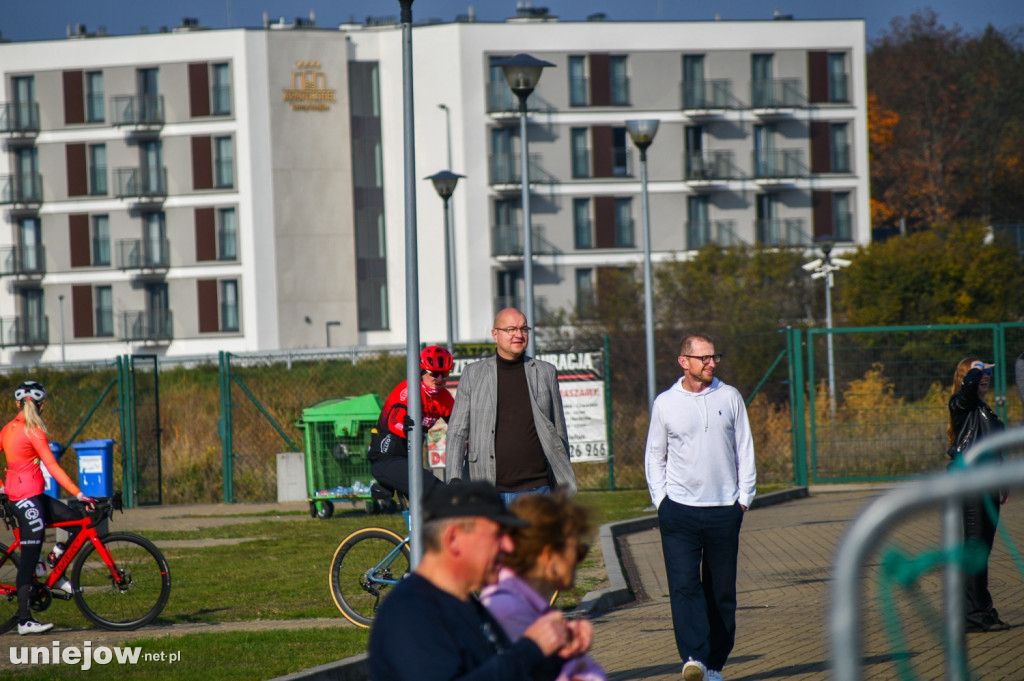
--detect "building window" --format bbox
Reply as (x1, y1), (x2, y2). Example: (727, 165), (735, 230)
(569, 56), (587, 106)
(573, 198), (592, 249)
(610, 56), (629, 106)
(22, 288), (46, 344)
(828, 53), (848, 103)
(221, 280), (239, 331)
(682, 55), (704, 109)
(143, 212), (167, 267)
(19, 217), (42, 273)
(95, 286), (114, 337)
(571, 128), (589, 178)
(687, 196), (710, 249)
(12, 76), (37, 130)
(833, 192), (852, 241)
(612, 127), (629, 177)
(92, 215), (110, 266)
(84, 71), (104, 123)
(576, 268), (595, 319)
(89, 143), (107, 195)
(751, 54), (773, 108)
(212, 63), (232, 115)
(215, 137), (234, 188)
(614, 198), (634, 247)
(218, 208), (237, 260)
(830, 123), (850, 172)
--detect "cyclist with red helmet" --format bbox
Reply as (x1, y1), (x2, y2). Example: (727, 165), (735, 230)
(0, 381), (96, 635)
(368, 346), (455, 500)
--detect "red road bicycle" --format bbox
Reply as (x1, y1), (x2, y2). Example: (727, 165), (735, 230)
(0, 491), (171, 633)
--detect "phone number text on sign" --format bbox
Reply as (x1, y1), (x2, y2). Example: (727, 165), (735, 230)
(570, 441), (607, 462)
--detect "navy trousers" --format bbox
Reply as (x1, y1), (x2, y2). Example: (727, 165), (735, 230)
(658, 498), (744, 671)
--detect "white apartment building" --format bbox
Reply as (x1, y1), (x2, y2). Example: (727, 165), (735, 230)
(0, 10), (869, 364)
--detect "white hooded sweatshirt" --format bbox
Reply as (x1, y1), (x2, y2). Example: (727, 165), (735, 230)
(644, 376), (757, 510)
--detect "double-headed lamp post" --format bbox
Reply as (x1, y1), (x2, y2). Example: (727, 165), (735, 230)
(426, 170), (464, 354)
(626, 120), (660, 410)
(802, 234), (851, 418)
(495, 53), (554, 358)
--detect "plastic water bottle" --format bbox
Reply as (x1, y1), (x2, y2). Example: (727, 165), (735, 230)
(47, 542), (66, 567)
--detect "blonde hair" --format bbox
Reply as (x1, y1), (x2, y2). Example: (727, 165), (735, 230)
(947, 357), (980, 448)
(21, 398), (48, 438)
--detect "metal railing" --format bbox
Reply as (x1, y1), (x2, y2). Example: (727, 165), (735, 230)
(750, 78), (805, 108)
(120, 309), (173, 341)
(755, 218), (809, 246)
(753, 149), (807, 179)
(116, 238), (170, 270)
(488, 153), (545, 186)
(687, 220), (741, 249)
(681, 79), (738, 110)
(113, 167), (167, 199)
(685, 151), (737, 181)
(491, 224), (553, 256)
(0, 245), (46, 277)
(110, 94), (165, 127)
(0, 315), (48, 347)
(0, 102), (40, 134)
(0, 174), (43, 204)
(485, 82), (541, 113)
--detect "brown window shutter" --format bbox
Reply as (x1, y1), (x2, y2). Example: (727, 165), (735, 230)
(188, 62), (211, 117)
(813, 191), (834, 239)
(594, 196), (616, 248)
(807, 51), (828, 104)
(66, 143), (88, 196)
(591, 126), (614, 178)
(810, 121), (831, 173)
(71, 285), (94, 338)
(191, 136), (213, 189)
(197, 279), (220, 332)
(69, 214), (91, 267)
(589, 54), (610, 106)
(195, 207), (217, 261)
(63, 71), (85, 124)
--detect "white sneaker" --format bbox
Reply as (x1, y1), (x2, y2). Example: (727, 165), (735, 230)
(708, 670), (724, 681)
(53, 577), (73, 594)
(18, 619), (54, 635)
(682, 657), (708, 681)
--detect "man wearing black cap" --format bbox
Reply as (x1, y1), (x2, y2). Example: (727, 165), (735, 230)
(369, 481), (591, 681)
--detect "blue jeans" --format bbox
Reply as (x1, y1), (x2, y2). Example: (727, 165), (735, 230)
(658, 498), (744, 671)
(499, 486), (550, 507)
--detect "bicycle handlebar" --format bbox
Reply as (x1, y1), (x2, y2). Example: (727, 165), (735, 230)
(0, 490), (123, 531)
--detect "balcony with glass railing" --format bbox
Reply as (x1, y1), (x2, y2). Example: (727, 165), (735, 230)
(681, 79), (739, 111)
(0, 245), (46, 278)
(0, 102), (40, 135)
(0, 174), (43, 205)
(685, 151), (738, 182)
(753, 149), (807, 180)
(491, 224), (554, 257)
(750, 79), (805, 109)
(687, 220), (741, 249)
(120, 309), (173, 342)
(114, 167), (167, 199)
(0, 315), (48, 348)
(110, 94), (165, 127)
(489, 154), (546, 186)
(755, 218), (810, 247)
(116, 238), (170, 271)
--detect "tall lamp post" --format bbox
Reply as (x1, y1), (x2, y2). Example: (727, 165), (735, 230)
(803, 234), (850, 418)
(495, 53), (553, 358)
(626, 120), (660, 411)
(427, 170), (464, 354)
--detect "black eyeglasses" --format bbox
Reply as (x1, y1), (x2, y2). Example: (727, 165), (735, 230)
(495, 326), (531, 335)
(682, 354), (722, 365)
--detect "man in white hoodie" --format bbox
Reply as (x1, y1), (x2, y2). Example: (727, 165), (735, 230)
(644, 333), (756, 681)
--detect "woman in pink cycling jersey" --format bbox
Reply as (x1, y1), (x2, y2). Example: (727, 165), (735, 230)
(0, 381), (95, 635)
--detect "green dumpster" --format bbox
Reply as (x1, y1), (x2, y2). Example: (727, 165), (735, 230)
(297, 393), (382, 519)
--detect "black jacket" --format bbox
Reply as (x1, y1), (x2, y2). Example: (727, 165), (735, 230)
(948, 368), (1004, 460)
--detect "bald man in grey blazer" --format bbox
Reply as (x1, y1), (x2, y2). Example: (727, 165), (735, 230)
(445, 308), (576, 501)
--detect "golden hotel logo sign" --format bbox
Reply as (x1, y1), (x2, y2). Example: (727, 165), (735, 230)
(283, 60), (336, 111)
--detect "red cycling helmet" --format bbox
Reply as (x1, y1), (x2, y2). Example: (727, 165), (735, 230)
(420, 346), (454, 373)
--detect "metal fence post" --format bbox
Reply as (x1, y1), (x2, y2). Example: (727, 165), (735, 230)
(219, 351), (234, 503)
(115, 356), (136, 509)
(787, 327), (808, 487)
(603, 334), (615, 490)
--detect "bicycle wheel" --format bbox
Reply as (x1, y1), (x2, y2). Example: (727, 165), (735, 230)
(329, 527), (409, 628)
(0, 543), (20, 635)
(71, 532), (172, 630)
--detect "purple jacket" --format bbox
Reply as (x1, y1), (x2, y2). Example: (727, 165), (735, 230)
(480, 567), (607, 681)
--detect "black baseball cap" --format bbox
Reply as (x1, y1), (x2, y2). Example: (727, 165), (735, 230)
(422, 481), (529, 528)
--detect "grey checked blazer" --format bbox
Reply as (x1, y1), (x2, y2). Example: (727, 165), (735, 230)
(444, 355), (577, 495)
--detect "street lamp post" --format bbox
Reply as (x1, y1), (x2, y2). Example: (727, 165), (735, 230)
(495, 53), (554, 358)
(427, 170), (464, 354)
(803, 234), (851, 418)
(626, 119), (660, 411)
(437, 105), (458, 342)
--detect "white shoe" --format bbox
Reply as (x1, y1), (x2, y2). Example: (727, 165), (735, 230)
(708, 670), (724, 681)
(683, 657), (708, 681)
(53, 577), (73, 594)
(18, 619), (54, 635)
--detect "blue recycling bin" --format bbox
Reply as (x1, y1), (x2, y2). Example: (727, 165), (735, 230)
(71, 439), (116, 498)
(43, 441), (63, 499)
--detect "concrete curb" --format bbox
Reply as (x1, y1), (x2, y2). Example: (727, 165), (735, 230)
(269, 487), (810, 680)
